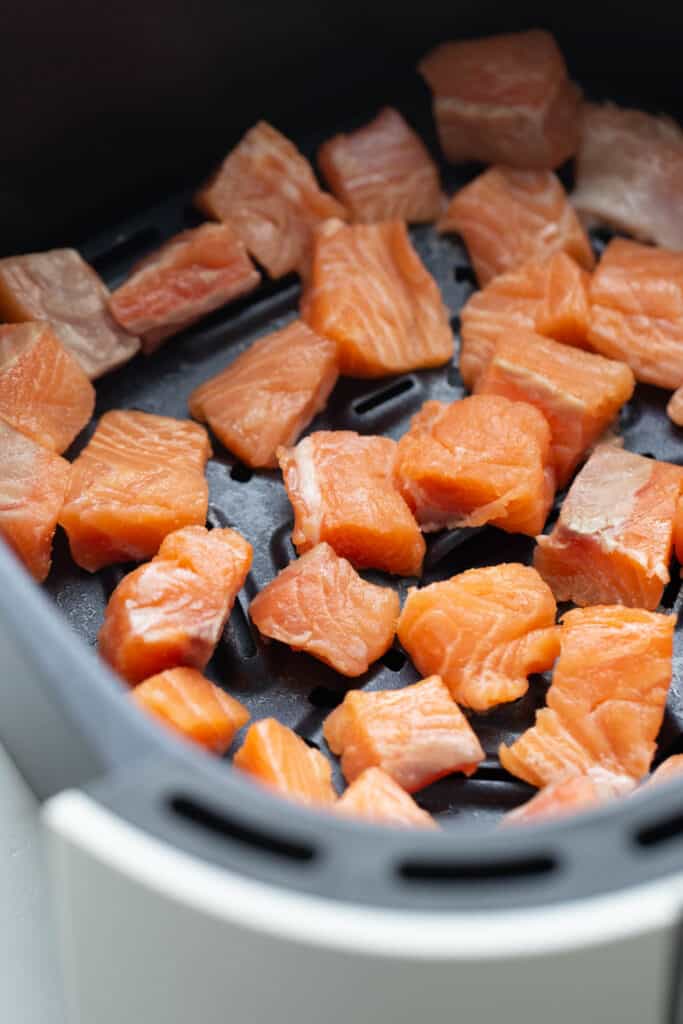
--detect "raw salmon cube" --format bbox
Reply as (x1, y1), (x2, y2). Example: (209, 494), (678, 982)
(277, 431), (425, 577)
(323, 675), (484, 792)
(397, 564), (559, 712)
(418, 30), (581, 169)
(0, 421), (71, 582)
(504, 769), (636, 825)
(0, 248), (139, 379)
(234, 718), (337, 806)
(534, 445), (682, 609)
(459, 252), (592, 389)
(572, 103), (683, 251)
(438, 167), (594, 287)
(249, 542), (399, 678)
(317, 107), (443, 224)
(301, 218), (453, 377)
(0, 323), (94, 454)
(476, 329), (635, 486)
(189, 320), (338, 469)
(59, 410), (212, 572)
(336, 768), (437, 829)
(131, 668), (249, 754)
(668, 387), (683, 427)
(394, 395), (555, 536)
(98, 526), (252, 684)
(588, 239), (683, 389)
(109, 223), (260, 353)
(500, 605), (675, 786)
(646, 755), (683, 788)
(196, 121), (346, 279)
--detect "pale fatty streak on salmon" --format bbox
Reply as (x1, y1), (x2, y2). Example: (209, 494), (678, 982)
(188, 320), (339, 469)
(418, 30), (582, 170)
(0, 322), (95, 454)
(58, 410), (212, 572)
(323, 675), (484, 792)
(98, 526), (253, 686)
(459, 251), (592, 389)
(0, 248), (140, 379)
(234, 718), (337, 807)
(504, 768), (636, 826)
(397, 563), (560, 713)
(317, 107), (444, 224)
(0, 420), (72, 582)
(572, 102), (683, 251)
(131, 667), (250, 754)
(301, 218), (453, 377)
(195, 120), (347, 279)
(534, 444), (683, 610)
(249, 542), (399, 678)
(438, 166), (595, 287)
(499, 605), (675, 788)
(335, 768), (438, 829)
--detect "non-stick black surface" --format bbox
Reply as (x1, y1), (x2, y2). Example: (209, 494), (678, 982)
(43, 81), (683, 827)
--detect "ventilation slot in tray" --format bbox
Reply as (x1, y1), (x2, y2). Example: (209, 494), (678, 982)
(398, 853), (557, 884)
(353, 377), (416, 416)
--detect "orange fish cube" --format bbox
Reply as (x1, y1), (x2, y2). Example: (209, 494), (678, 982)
(277, 431), (425, 577)
(394, 394), (555, 536)
(189, 320), (338, 469)
(534, 445), (682, 609)
(0, 248), (139, 379)
(500, 605), (674, 786)
(438, 167), (594, 287)
(459, 252), (592, 389)
(505, 769), (636, 825)
(336, 768), (437, 829)
(196, 121), (346, 279)
(398, 564), (559, 712)
(131, 668), (249, 754)
(588, 239), (683, 389)
(0, 421), (71, 582)
(418, 30), (581, 169)
(318, 107), (443, 224)
(109, 223), (260, 353)
(234, 718), (337, 806)
(99, 526), (252, 684)
(301, 218), (453, 377)
(59, 410), (211, 572)
(0, 323), (94, 454)
(324, 675), (484, 792)
(249, 542), (399, 678)
(476, 329), (635, 486)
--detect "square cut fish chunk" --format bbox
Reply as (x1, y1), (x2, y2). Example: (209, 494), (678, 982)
(572, 103), (683, 251)
(317, 107), (444, 224)
(249, 542), (399, 678)
(336, 768), (437, 829)
(0, 323), (94, 454)
(189, 320), (338, 469)
(534, 445), (682, 610)
(108, 223), (260, 353)
(234, 718), (337, 806)
(98, 526), (252, 685)
(394, 394), (555, 537)
(277, 430), (425, 577)
(459, 252), (592, 390)
(499, 605), (675, 787)
(475, 329), (635, 487)
(418, 30), (581, 170)
(588, 238), (683, 389)
(323, 675), (484, 793)
(438, 167), (594, 287)
(131, 668), (249, 754)
(504, 769), (636, 825)
(59, 410), (212, 572)
(397, 564), (560, 712)
(301, 218), (453, 377)
(0, 248), (139, 379)
(0, 421), (71, 582)
(195, 120), (347, 279)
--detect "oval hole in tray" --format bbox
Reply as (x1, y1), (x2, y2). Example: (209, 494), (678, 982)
(398, 854), (557, 884)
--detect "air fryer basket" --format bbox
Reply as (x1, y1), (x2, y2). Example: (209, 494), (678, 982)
(1, 3), (683, 914)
